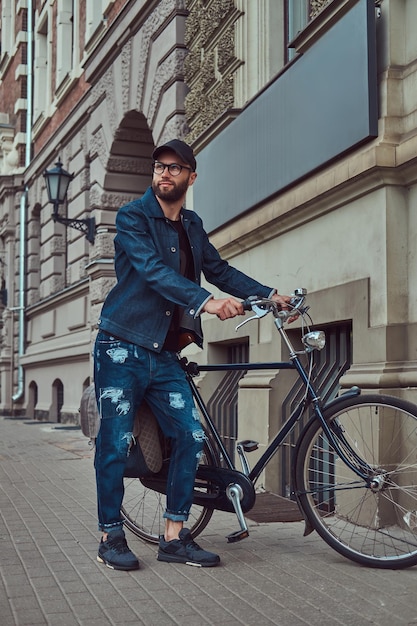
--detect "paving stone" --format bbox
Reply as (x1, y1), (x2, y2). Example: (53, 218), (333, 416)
(1, 416), (417, 626)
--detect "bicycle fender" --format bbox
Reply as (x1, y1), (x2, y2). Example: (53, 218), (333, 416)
(293, 386), (362, 467)
(287, 468), (313, 537)
(323, 386), (361, 411)
(291, 387), (362, 538)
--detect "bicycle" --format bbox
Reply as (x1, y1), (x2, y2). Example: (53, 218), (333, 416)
(121, 288), (417, 569)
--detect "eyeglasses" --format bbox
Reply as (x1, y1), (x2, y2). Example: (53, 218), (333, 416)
(152, 161), (193, 177)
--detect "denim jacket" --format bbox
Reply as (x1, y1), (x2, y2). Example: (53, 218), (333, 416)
(97, 187), (274, 352)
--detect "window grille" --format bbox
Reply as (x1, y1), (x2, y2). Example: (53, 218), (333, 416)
(207, 342), (249, 463)
(280, 322), (352, 497)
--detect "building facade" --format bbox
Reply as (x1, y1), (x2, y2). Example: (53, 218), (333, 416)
(1, 0), (417, 494)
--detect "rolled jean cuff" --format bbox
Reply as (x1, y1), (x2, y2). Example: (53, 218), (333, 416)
(163, 511), (189, 522)
(99, 522), (124, 532)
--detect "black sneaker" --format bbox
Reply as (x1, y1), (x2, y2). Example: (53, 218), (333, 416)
(157, 528), (220, 567)
(97, 528), (139, 571)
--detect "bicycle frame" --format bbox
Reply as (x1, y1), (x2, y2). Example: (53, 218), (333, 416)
(186, 360), (301, 482)
(184, 329), (372, 486)
(150, 291), (374, 541)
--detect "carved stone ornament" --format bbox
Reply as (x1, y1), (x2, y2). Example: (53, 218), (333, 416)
(89, 188), (137, 211)
(158, 115), (191, 145)
(135, 0), (187, 110)
(120, 39), (132, 115)
(92, 231), (117, 260)
(107, 156), (151, 175)
(310, 0), (332, 19)
(186, 75), (234, 144)
(90, 277), (117, 306)
(148, 48), (189, 123)
(184, 0), (240, 144)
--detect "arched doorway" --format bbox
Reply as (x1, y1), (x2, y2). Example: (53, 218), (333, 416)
(27, 381), (38, 420)
(51, 379), (64, 423)
(104, 110), (154, 201)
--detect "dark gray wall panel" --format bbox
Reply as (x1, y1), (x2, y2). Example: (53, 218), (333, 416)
(194, 0), (378, 233)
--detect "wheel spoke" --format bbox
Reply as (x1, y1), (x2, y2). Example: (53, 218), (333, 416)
(121, 438), (216, 543)
(296, 395), (417, 568)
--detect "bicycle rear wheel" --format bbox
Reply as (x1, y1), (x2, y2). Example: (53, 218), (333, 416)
(121, 435), (218, 543)
(295, 394), (417, 568)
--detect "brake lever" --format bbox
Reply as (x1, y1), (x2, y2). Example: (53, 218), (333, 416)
(235, 303), (270, 331)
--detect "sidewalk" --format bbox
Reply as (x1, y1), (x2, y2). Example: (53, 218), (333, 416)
(0, 416), (416, 626)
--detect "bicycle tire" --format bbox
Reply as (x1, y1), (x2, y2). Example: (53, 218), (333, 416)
(295, 394), (417, 569)
(121, 434), (218, 543)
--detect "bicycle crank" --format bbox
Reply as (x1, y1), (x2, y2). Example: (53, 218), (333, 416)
(225, 484), (250, 542)
(193, 465), (256, 542)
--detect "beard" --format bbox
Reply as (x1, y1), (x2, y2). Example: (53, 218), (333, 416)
(152, 176), (190, 202)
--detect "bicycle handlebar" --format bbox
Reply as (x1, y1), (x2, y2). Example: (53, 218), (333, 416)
(241, 296), (261, 312)
(241, 288), (309, 321)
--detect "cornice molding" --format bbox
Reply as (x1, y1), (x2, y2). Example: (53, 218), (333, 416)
(25, 278), (89, 317)
(210, 140), (417, 259)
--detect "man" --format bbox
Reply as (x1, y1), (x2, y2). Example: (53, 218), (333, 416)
(94, 139), (292, 570)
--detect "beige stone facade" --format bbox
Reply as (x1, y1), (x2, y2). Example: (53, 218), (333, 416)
(0, 0), (416, 504)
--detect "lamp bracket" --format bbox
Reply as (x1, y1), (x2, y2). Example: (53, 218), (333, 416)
(53, 215), (96, 244)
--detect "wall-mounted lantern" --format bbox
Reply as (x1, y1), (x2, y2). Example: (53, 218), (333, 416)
(43, 159), (95, 244)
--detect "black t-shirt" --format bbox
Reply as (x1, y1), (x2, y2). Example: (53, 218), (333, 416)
(163, 219), (195, 351)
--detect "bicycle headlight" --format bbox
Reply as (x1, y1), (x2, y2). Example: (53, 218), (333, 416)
(302, 331), (326, 351)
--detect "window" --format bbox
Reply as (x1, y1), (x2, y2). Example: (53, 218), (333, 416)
(86, 0), (101, 41)
(56, 0), (75, 89)
(0, 0), (15, 60)
(85, 0), (114, 47)
(279, 322), (352, 497)
(286, 0), (308, 61)
(207, 342), (249, 463)
(33, 13), (50, 123)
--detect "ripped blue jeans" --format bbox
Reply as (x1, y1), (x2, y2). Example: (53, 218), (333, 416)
(93, 330), (205, 532)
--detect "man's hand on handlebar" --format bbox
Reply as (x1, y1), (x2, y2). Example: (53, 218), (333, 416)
(203, 297), (245, 320)
(271, 293), (291, 309)
(203, 293), (300, 324)
(271, 293), (300, 324)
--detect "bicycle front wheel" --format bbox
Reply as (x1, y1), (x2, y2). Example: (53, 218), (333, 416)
(295, 394), (417, 568)
(121, 435), (218, 543)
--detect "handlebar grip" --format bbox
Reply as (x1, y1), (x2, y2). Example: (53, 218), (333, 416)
(241, 296), (258, 311)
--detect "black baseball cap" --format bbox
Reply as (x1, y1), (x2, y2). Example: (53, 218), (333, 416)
(152, 139), (196, 171)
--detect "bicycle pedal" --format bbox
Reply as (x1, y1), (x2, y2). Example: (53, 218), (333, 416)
(226, 529), (249, 543)
(237, 440), (259, 452)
